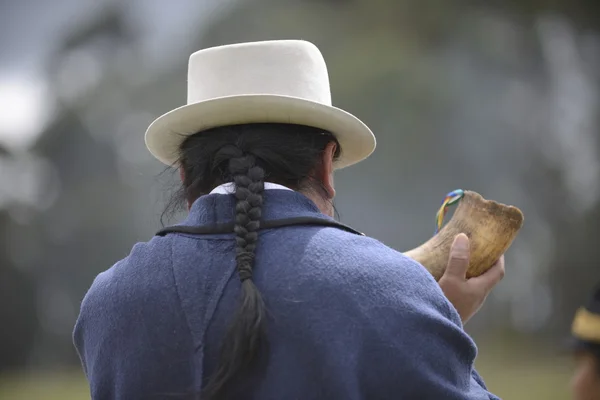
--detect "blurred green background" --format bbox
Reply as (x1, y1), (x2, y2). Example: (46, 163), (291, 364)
(2, 0), (600, 398)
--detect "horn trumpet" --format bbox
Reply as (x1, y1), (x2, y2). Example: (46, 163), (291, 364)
(404, 190), (524, 281)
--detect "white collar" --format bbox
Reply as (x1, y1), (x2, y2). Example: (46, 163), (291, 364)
(210, 182), (292, 195)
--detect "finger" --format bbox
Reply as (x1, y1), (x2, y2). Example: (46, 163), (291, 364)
(469, 255), (506, 291)
(444, 233), (470, 280)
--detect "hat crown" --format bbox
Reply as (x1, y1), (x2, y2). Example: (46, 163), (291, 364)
(145, 39), (375, 168)
(187, 40), (332, 105)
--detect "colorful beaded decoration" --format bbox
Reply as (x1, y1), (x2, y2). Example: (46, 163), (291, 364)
(434, 189), (465, 234)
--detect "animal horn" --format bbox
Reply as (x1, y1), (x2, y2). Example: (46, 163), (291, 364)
(404, 190), (524, 281)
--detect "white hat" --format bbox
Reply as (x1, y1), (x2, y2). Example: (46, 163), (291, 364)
(144, 40), (376, 169)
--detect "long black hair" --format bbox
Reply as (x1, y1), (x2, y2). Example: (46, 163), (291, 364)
(176, 123), (340, 399)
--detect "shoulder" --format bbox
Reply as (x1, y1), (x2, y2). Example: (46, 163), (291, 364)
(74, 236), (178, 341)
(84, 236), (173, 304)
(300, 227), (454, 318)
(73, 236), (198, 396)
(307, 226), (435, 282)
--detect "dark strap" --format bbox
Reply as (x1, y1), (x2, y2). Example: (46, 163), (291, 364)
(156, 216), (364, 237)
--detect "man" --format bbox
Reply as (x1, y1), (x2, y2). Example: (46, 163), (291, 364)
(74, 40), (504, 399)
(570, 284), (600, 400)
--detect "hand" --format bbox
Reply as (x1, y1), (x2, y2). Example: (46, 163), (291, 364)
(438, 233), (505, 324)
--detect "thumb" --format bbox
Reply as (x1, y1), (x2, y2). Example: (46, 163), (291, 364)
(445, 233), (470, 279)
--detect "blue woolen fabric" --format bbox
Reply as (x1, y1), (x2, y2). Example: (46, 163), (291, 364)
(73, 189), (500, 400)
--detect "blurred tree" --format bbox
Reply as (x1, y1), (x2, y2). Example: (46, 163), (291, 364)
(493, 0), (600, 29)
(4, 3), (150, 367)
(0, 227), (37, 373)
(0, 148), (37, 373)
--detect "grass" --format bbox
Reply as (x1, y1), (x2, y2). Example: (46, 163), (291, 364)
(0, 335), (574, 399)
(475, 333), (574, 400)
(0, 369), (89, 400)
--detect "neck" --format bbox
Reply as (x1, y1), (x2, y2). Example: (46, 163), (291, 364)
(300, 188), (334, 217)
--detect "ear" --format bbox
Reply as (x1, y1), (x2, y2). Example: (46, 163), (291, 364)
(319, 141), (337, 199)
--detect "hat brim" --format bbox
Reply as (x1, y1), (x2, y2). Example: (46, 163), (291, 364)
(144, 94), (376, 169)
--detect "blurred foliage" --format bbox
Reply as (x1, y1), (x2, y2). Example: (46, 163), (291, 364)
(1, 0), (600, 396)
(0, 212), (36, 374)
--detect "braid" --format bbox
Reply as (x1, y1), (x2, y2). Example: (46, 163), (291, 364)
(231, 154), (264, 281)
(202, 150), (268, 400)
